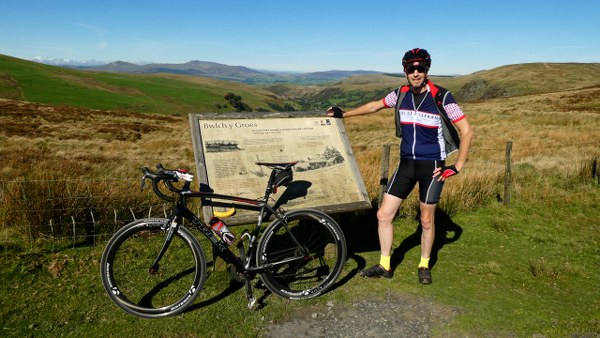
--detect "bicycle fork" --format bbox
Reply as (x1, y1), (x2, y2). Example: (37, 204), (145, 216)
(148, 217), (180, 274)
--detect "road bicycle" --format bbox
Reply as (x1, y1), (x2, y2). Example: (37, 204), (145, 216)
(100, 162), (347, 318)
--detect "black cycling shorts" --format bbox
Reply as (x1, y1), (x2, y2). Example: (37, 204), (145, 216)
(386, 158), (445, 204)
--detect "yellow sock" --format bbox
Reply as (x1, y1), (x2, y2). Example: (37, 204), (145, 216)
(418, 256), (430, 269)
(379, 255), (391, 271)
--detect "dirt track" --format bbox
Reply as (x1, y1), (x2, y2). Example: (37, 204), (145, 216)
(262, 292), (460, 338)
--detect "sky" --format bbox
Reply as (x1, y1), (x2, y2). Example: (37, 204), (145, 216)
(1, 0), (599, 75)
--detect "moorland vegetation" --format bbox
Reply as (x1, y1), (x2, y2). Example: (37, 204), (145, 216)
(0, 54), (599, 337)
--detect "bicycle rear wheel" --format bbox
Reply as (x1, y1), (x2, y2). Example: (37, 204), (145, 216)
(100, 218), (206, 318)
(257, 209), (347, 300)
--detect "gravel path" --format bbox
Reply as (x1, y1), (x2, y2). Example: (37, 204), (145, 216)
(262, 292), (460, 338)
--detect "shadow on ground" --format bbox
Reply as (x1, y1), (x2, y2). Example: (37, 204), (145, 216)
(337, 206), (463, 271)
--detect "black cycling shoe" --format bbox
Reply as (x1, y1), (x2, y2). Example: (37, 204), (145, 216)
(359, 264), (393, 279)
(418, 267), (432, 284)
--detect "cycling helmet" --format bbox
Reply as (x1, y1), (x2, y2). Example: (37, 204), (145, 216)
(402, 48), (431, 70)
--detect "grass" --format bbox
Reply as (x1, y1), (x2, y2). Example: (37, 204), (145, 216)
(1, 63), (600, 336)
(1, 175), (598, 337)
(446, 196), (599, 335)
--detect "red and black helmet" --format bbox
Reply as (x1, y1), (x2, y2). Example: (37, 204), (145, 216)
(402, 48), (431, 70)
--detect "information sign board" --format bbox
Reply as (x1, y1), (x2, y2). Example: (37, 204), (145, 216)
(189, 112), (371, 224)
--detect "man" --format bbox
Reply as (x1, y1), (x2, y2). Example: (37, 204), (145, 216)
(327, 48), (473, 284)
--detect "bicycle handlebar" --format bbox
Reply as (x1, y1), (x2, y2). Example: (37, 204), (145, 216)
(141, 161), (297, 203)
(141, 164), (193, 202)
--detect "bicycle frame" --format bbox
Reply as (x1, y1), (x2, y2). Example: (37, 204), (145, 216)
(150, 180), (308, 282)
(102, 162), (346, 314)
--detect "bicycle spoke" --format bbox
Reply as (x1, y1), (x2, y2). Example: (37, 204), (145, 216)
(101, 219), (206, 318)
(257, 210), (346, 299)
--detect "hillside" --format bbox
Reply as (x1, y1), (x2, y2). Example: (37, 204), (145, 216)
(0, 54), (298, 115)
(437, 62), (600, 101)
(2, 54), (599, 113)
(269, 63), (600, 109)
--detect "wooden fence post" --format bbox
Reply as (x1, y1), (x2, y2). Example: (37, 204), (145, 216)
(592, 158), (598, 184)
(49, 219), (55, 252)
(378, 144), (391, 208)
(504, 141), (513, 205)
(90, 209), (96, 246)
(71, 216), (77, 248)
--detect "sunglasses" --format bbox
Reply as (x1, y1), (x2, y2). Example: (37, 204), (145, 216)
(405, 65), (428, 73)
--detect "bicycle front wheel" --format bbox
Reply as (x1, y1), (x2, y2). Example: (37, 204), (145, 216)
(257, 209), (347, 300)
(100, 218), (206, 318)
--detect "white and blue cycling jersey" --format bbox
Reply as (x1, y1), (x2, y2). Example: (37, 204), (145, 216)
(382, 84), (465, 161)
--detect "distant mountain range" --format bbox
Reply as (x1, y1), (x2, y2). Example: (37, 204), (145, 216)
(4, 54), (600, 114)
(73, 60), (386, 85)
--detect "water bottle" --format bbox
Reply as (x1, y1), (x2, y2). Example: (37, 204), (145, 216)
(209, 217), (235, 245)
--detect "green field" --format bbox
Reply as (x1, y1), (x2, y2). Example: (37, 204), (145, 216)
(0, 54), (299, 114)
(1, 184), (598, 337)
(1, 56), (599, 337)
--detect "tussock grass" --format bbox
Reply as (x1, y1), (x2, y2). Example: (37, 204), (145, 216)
(0, 99), (194, 249)
(528, 257), (570, 280)
(344, 86), (600, 217)
(3, 84), (600, 242)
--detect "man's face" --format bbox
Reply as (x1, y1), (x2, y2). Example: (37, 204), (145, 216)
(405, 64), (428, 91)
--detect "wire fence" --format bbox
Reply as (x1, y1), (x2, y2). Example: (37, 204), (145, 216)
(0, 177), (169, 254)
(1, 143), (597, 256)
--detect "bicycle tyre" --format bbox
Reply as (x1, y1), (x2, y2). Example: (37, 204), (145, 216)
(256, 209), (347, 300)
(100, 218), (206, 318)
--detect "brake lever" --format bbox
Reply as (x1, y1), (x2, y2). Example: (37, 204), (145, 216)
(140, 167), (151, 192)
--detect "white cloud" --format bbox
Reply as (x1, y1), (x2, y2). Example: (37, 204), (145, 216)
(74, 23), (107, 37)
(30, 57), (108, 67)
(74, 23), (109, 50)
